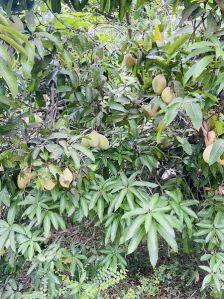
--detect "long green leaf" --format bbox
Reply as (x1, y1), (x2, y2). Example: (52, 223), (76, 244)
(0, 24), (30, 45)
(119, 0), (127, 20)
(125, 215), (145, 241)
(185, 100), (202, 130)
(51, 0), (61, 12)
(127, 227), (144, 254)
(147, 221), (159, 268)
(0, 58), (18, 98)
(184, 56), (214, 84)
(157, 224), (178, 251)
(164, 102), (180, 125)
(152, 212), (174, 237)
(69, 148), (81, 170)
(0, 34), (27, 57)
(72, 143), (95, 162)
(167, 34), (190, 56)
(115, 189), (127, 211)
(179, 3), (200, 26)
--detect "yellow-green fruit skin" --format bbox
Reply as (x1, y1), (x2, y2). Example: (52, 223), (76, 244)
(161, 87), (175, 103)
(17, 169), (32, 189)
(88, 130), (100, 147)
(81, 131), (109, 150)
(98, 134), (110, 150)
(203, 144), (213, 164)
(17, 176), (27, 189)
(205, 131), (216, 146)
(123, 53), (137, 69)
(81, 138), (90, 147)
(152, 74), (167, 95)
(59, 168), (73, 188)
(43, 179), (55, 191)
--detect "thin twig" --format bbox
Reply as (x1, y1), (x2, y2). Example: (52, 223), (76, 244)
(125, 13), (132, 39)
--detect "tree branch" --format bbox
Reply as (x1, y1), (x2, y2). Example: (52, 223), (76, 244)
(125, 12), (132, 39)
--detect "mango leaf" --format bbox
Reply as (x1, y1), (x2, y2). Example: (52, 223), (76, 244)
(119, 0), (127, 20)
(136, 0), (146, 8)
(38, 32), (63, 52)
(0, 95), (11, 108)
(207, 14), (217, 36)
(127, 227), (144, 254)
(51, 0), (61, 12)
(176, 136), (192, 155)
(110, 103), (127, 112)
(125, 215), (145, 241)
(179, 3), (200, 27)
(72, 143), (95, 162)
(167, 34), (190, 56)
(100, 0), (108, 10)
(26, 11), (36, 33)
(0, 58), (18, 98)
(184, 56), (214, 84)
(0, 188), (10, 207)
(163, 102), (180, 125)
(157, 224), (178, 251)
(45, 144), (63, 159)
(22, 42), (35, 79)
(69, 148), (81, 170)
(185, 99), (202, 130)
(0, 44), (11, 63)
(186, 47), (214, 60)
(147, 221), (158, 268)
(209, 139), (224, 165)
(0, 24), (30, 45)
(188, 41), (214, 50)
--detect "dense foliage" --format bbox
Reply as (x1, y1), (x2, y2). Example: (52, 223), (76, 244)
(1, 0), (224, 298)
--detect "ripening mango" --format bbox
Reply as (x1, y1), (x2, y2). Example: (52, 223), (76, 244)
(81, 137), (90, 147)
(161, 87), (175, 104)
(98, 134), (110, 150)
(205, 130), (216, 146)
(59, 168), (73, 188)
(122, 53), (137, 69)
(152, 74), (167, 95)
(42, 179), (56, 191)
(81, 131), (110, 150)
(17, 168), (32, 189)
(88, 130), (100, 147)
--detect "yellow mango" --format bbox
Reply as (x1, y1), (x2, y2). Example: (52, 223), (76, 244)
(88, 130), (100, 148)
(17, 168), (32, 189)
(98, 134), (110, 150)
(161, 87), (175, 104)
(122, 53), (137, 69)
(59, 168), (73, 188)
(42, 179), (56, 191)
(152, 74), (167, 95)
